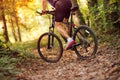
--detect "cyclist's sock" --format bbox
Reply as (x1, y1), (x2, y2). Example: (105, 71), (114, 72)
(67, 37), (73, 42)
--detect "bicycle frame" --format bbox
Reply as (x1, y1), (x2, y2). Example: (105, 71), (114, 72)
(48, 10), (77, 43)
(37, 6), (79, 49)
(37, 6), (98, 62)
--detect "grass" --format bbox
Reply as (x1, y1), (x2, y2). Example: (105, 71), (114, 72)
(0, 39), (39, 79)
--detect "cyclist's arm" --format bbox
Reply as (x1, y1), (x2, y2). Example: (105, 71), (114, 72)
(42, 0), (47, 12)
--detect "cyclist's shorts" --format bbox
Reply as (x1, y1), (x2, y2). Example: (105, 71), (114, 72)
(54, 0), (72, 22)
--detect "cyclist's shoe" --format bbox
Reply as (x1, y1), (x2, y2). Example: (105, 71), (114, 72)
(65, 40), (76, 50)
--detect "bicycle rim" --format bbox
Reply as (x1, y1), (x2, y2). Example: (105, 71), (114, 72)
(73, 25), (98, 59)
(37, 33), (63, 63)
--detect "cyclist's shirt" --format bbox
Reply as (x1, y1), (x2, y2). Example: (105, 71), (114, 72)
(47, 0), (72, 22)
(47, 0), (58, 7)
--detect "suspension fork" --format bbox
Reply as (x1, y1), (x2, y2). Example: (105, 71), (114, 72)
(48, 23), (55, 49)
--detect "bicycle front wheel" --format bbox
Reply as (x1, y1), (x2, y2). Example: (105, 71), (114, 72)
(37, 32), (63, 63)
(73, 25), (98, 59)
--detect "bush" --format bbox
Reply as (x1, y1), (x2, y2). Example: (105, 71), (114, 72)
(0, 40), (21, 79)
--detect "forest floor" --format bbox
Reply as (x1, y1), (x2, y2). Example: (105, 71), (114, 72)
(17, 40), (120, 80)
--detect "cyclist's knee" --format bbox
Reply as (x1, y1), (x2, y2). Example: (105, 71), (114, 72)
(55, 22), (62, 27)
(63, 18), (68, 23)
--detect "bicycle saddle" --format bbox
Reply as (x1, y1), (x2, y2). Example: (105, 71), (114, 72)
(71, 6), (79, 12)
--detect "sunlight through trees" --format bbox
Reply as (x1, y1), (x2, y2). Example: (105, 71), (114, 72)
(0, 0), (119, 43)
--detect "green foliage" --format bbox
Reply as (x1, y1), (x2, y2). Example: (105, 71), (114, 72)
(0, 56), (20, 80)
(109, 0), (117, 4)
(9, 40), (37, 59)
(87, 0), (120, 35)
(0, 40), (21, 80)
(107, 2), (120, 27)
(0, 40), (11, 56)
(88, 5), (105, 34)
(0, 39), (37, 79)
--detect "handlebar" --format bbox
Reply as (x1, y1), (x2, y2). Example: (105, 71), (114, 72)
(36, 10), (55, 15)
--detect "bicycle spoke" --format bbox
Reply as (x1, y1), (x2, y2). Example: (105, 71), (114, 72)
(38, 33), (63, 63)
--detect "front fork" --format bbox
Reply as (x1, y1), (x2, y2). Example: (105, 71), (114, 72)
(47, 25), (54, 49)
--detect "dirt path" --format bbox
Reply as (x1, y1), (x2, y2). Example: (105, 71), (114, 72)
(18, 44), (120, 80)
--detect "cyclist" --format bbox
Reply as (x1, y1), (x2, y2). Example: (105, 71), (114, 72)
(42, 0), (76, 50)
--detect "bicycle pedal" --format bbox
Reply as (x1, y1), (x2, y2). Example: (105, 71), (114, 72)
(69, 44), (76, 50)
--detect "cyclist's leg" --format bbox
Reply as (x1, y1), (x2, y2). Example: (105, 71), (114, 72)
(54, 0), (70, 39)
(63, 18), (69, 35)
(55, 22), (69, 39)
(55, 0), (75, 50)
(55, 22), (75, 50)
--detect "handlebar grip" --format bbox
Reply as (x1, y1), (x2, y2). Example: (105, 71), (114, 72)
(36, 11), (42, 15)
(36, 10), (55, 15)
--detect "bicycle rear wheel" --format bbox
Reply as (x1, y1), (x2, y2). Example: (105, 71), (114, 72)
(37, 32), (63, 63)
(73, 25), (98, 59)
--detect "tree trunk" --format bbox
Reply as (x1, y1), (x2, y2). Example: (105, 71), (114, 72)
(103, 0), (110, 26)
(10, 17), (18, 41)
(12, 0), (22, 42)
(1, 8), (9, 43)
(87, 0), (98, 27)
(70, 0), (86, 25)
(15, 16), (22, 42)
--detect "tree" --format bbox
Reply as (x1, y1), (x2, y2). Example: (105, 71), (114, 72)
(0, 0), (9, 43)
(0, 0), (31, 42)
(71, 0), (86, 25)
(10, 17), (17, 41)
(87, 0), (99, 28)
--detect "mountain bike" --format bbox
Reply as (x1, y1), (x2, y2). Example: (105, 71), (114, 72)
(37, 6), (98, 63)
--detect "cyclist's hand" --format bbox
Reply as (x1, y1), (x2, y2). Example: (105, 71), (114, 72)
(42, 10), (47, 14)
(36, 10), (46, 15)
